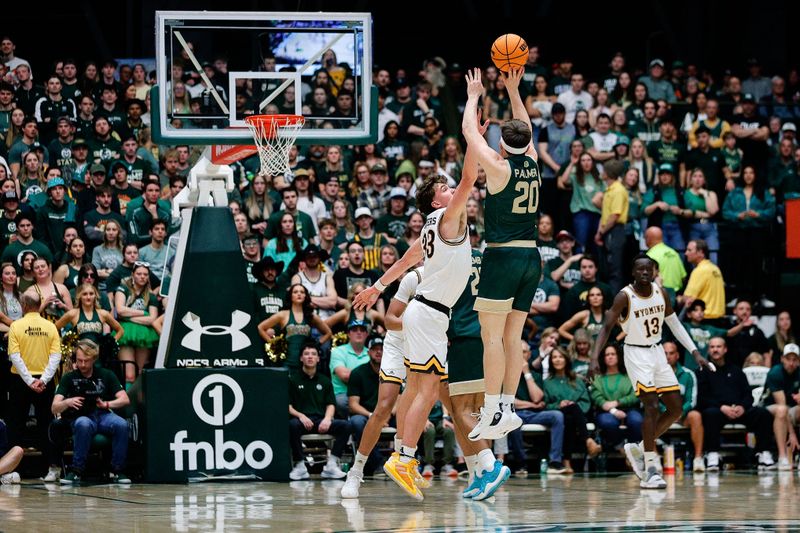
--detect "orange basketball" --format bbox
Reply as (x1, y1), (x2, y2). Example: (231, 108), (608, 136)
(491, 34), (528, 73)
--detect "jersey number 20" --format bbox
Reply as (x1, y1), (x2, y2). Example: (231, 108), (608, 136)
(512, 181), (540, 214)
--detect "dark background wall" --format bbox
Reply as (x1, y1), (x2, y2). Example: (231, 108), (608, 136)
(2, 0), (798, 79)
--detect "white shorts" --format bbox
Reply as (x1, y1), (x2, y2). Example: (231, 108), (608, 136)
(402, 299), (448, 376)
(380, 331), (406, 385)
(624, 343), (679, 396)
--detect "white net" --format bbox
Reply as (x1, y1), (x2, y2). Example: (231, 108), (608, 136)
(244, 115), (305, 177)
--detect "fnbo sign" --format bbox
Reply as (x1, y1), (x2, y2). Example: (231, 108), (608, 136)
(141, 368), (290, 482)
(170, 374), (273, 471)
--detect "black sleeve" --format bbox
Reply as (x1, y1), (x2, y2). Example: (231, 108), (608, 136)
(696, 371), (711, 410)
(333, 270), (346, 299)
(538, 127), (549, 144)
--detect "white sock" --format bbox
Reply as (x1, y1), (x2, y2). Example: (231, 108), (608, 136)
(352, 452), (368, 473)
(400, 445), (416, 464)
(500, 394), (515, 411)
(465, 454), (478, 476)
(477, 448), (496, 474)
(394, 436), (403, 453)
(484, 394), (501, 413)
(644, 451), (658, 470)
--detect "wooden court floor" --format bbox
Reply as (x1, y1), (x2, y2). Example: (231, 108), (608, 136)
(1, 470), (799, 532)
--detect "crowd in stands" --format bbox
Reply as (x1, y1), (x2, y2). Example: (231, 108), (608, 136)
(0, 36), (799, 483)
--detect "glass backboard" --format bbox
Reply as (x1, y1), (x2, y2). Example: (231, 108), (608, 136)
(153, 11), (374, 146)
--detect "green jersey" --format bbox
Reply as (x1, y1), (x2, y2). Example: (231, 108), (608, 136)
(682, 321), (728, 370)
(484, 154), (541, 244)
(448, 248), (482, 339)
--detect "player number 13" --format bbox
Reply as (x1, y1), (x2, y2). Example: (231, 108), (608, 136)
(643, 317), (660, 337)
(512, 181), (540, 214)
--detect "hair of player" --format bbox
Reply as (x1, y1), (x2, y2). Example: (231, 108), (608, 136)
(500, 118), (531, 151)
(632, 252), (657, 268)
(415, 175), (447, 216)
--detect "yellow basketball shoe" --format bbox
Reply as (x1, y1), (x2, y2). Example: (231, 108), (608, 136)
(389, 451), (430, 489)
(383, 455), (424, 501)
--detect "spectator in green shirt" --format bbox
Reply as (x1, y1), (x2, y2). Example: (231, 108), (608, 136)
(558, 151), (604, 252)
(543, 347), (601, 473)
(644, 226), (686, 293)
(643, 163), (686, 252)
(679, 300), (749, 370)
(663, 341), (705, 472)
(288, 344), (351, 481)
(763, 343), (800, 470)
(591, 344), (642, 450)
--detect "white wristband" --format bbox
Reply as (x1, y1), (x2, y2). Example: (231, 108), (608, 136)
(374, 279), (387, 293)
(610, 407), (619, 414)
(524, 373), (533, 381)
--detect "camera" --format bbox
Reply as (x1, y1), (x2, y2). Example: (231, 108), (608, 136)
(72, 378), (103, 400)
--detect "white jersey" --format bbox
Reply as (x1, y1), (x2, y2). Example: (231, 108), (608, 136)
(384, 267), (423, 347)
(298, 269), (333, 319)
(416, 208), (471, 308)
(620, 282), (666, 345)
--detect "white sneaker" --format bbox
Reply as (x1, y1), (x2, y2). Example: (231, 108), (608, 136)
(692, 457), (705, 473)
(500, 404), (523, 437)
(43, 466), (60, 483)
(706, 452), (720, 472)
(777, 457), (792, 471)
(289, 461), (310, 480)
(321, 459), (346, 479)
(639, 466), (667, 489)
(468, 407), (504, 441)
(0, 472), (20, 484)
(624, 442), (645, 480)
(759, 296), (776, 309)
(758, 451), (777, 471)
(340, 470), (363, 498)
(422, 464), (435, 477)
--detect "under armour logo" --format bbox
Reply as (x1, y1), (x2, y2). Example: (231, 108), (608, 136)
(181, 310), (252, 352)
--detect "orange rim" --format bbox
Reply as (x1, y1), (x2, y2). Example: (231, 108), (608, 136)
(244, 114), (304, 140)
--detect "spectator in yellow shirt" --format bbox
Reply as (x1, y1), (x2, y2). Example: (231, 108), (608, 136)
(681, 239), (726, 320)
(595, 160), (628, 292)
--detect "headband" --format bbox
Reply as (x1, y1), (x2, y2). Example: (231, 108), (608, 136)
(500, 138), (528, 155)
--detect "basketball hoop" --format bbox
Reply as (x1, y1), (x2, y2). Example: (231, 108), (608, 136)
(244, 114), (305, 177)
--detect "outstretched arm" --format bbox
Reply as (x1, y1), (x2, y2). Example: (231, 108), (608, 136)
(354, 239), (423, 311)
(462, 68), (508, 181)
(440, 119), (482, 240)
(502, 69), (534, 135)
(503, 68), (537, 160)
(590, 291), (627, 375)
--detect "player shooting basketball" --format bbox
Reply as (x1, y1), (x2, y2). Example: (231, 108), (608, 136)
(461, 67), (543, 442)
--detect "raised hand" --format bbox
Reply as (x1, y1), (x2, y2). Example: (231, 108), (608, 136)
(502, 67), (523, 93)
(465, 68), (483, 99)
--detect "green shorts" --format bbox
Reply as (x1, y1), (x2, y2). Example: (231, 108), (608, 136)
(475, 246), (541, 314)
(447, 337), (484, 396)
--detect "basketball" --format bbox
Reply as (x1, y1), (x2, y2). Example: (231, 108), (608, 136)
(491, 33), (528, 72)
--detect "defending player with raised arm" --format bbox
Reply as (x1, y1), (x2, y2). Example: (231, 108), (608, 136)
(351, 70), (484, 501)
(463, 67), (544, 441)
(590, 254), (713, 489)
(354, 70), (485, 312)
